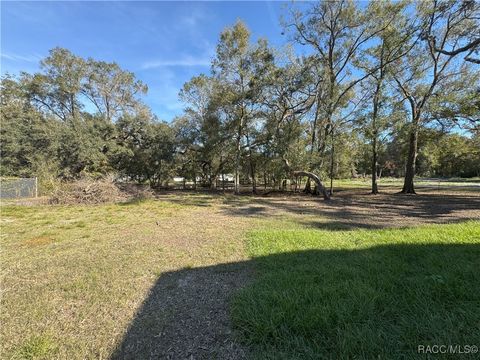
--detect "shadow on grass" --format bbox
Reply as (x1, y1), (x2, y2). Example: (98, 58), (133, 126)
(300, 220), (388, 230)
(218, 192), (480, 229)
(150, 187), (480, 230)
(118, 197), (151, 206)
(112, 242), (480, 359)
(111, 261), (252, 360)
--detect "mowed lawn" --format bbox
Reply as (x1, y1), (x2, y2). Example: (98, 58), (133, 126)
(334, 177), (480, 191)
(1, 192), (479, 359)
(232, 222), (480, 359)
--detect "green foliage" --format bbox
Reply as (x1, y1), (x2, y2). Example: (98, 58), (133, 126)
(418, 131), (480, 177)
(114, 113), (175, 187)
(1, 2), (479, 191)
(0, 75), (60, 178)
(1, 49), (170, 188)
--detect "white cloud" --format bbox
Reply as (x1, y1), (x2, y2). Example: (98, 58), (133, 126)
(177, 8), (210, 30)
(141, 55), (211, 69)
(1, 52), (43, 63)
(180, 13), (202, 28)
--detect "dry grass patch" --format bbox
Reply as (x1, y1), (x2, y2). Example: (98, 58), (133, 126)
(23, 236), (55, 247)
(1, 198), (251, 359)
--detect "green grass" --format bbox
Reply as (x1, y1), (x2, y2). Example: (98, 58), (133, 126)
(334, 176), (480, 190)
(16, 335), (57, 360)
(232, 222), (480, 359)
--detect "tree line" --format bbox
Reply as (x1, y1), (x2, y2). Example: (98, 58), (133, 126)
(1, 0), (479, 195)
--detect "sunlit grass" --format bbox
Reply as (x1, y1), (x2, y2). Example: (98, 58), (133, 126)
(232, 221), (480, 359)
(0, 198), (245, 359)
(334, 177), (480, 190)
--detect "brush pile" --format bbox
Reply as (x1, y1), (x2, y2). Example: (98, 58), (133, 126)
(50, 176), (128, 204)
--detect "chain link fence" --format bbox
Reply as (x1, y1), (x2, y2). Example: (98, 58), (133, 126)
(0, 178), (38, 199)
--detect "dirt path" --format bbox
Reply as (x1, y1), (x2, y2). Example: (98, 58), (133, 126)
(215, 189), (480, 229)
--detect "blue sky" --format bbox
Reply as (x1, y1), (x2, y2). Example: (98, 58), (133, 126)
(1, 1), (294, 121)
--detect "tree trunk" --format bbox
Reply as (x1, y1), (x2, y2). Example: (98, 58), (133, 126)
(371, 82), (380, 195)
(329, 128), (335, 195)
(304, 178), (312, 194)
(370, 44), (384, 195)
(282, 156), (330, 200)
(293, 171), (330, 200)
(401, 126), (418, 194)
(251, 168), (256, 194)
(246, 133), (256, 194)
(234, 128), (241, 195)
(235, 76), (246, 195)
(371, 139), (378, 195)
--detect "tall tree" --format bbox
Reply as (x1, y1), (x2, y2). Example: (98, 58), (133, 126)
(357, 0), (414, 194)
(24, 48), (86, 121)
(393, 0), (480, 193)
(212, 21), (274, 193)
(212, 21), (250, 193)
(24, 48), (147, 123)
(82, 59), (147, 121)
(286, 0), (405, 193)
(178, 74), (228, 187)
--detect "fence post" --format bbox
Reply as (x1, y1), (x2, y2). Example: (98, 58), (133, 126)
(35, 177), (38, 198)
